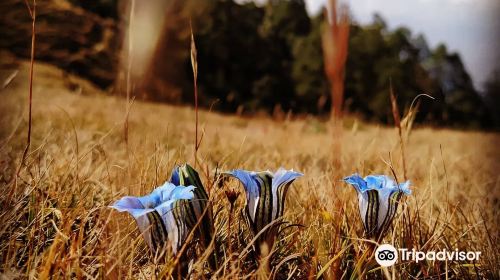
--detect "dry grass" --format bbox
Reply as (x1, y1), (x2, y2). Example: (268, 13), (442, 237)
(0, 60), (499, 279)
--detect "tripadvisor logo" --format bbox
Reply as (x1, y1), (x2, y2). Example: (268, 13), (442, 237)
(375, 244), (398, 267)
(375, 244), (481, 267)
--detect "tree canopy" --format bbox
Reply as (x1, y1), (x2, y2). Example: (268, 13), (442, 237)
(48, 0), (500, 128)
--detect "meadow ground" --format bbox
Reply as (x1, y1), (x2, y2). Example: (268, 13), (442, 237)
(0, 60), (499, 279)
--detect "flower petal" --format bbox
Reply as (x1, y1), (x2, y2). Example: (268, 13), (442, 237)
(176, 164), (214, 248)
(226, 169), (261, 223)
(154, 182), (196, 202)
(364, 175), (390, 190)
(376, 187), (407, 236)
(271, 168), (303, 220)
(164, 201), (194, 254)
(252, 171), (274, 232)
(171, 185), (196, 200)
(272, 168), (303, 190)
(110, 196), (156, 218)
(345, 174), (410, 238)
(135, 214), (154, 251)
(110, 197), (165, 252)
(376, 180), (410, 235)
(136, 191), (163, 210)
(169, 166), (180, 186)
(177, 164), (210, 222)
(154, 186), (195, 216)
(362, 190), (380, 236)
(398, 180), (411, 195)
(154, 184), (196, 225)
(156, 199), (195, 254)
(344, 173), (368, 193)
(357, 192), (369, 231)
(375, 187), (393, 231)
(110, 196), (144, 210)
(144, 212), (169, 254)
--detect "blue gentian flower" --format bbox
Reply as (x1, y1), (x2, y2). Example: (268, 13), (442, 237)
(170, 163), (218, 268)
(110, 182), (195, 254)
(225, 168), (303, 249)
(169, 164), (213, 246)
(344, 173), (411, 239)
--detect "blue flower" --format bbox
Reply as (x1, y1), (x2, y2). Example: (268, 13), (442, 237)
(169, 164), (214, 244)
(170, 164), (217, 268)
(344, 173), (411, 239)
(110, 181), (195, 254)
(225, 168), (303, 245)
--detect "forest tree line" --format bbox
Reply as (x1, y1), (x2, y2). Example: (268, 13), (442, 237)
(8, 0), (499, 128)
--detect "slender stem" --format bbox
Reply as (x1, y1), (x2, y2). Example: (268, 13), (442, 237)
(26, 0), (35, 155)
(227, 204), (234, 261)
(125, 0), (135, 193)
(126, 0), (134, 105)
(10, 0), (36, 201)
(190, 21), (199, 166)
(194, 76), (198, 152)
(399, 128), (407, 180)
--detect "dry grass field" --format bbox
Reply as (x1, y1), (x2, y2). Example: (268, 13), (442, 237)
(1, 60), (499, 279)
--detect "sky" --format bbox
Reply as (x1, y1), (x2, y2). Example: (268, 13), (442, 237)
(305, 0), (500, 91)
